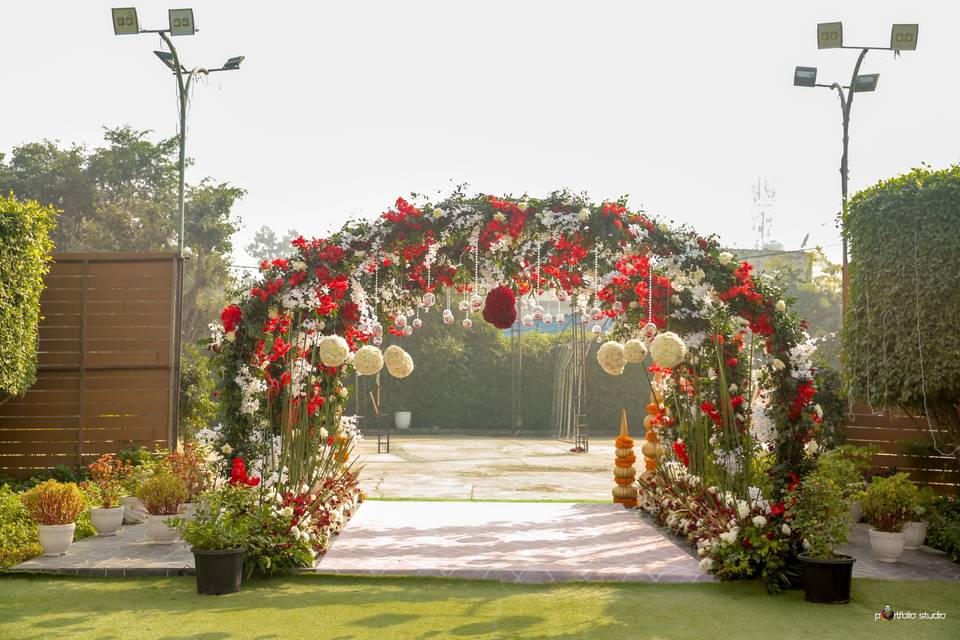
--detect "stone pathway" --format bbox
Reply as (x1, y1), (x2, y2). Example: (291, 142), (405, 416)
(843, 523), (960, 581)
(313, 500), (713, 583)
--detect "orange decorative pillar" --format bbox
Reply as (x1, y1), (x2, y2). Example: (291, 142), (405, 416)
(640, 373), (665, 482)
(612, 410), (638, 508)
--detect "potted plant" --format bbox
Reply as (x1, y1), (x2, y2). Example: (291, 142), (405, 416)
(165, 443), (212, 520)
(903, 486), (935, 550)
(87, 453), (129, 536)
(20, 480), (86, 556)
(118, 447), (155, 524)
(137, 472), (189, 544)
(174, 484), (254, 595)
(862, 473), (915, 562)
(787, 470), (856, 603)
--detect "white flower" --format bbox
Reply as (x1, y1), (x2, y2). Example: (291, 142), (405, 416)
(719, 528), (739, 545)
(737, 501), (750, 519)
(353, 345), (384, 376)
(802, 538), (811, 551)
(805, 440), (819, 455)
(578, 207), (591, 221)
(698, 557), (714, 572)
(225, 330), (236, 343)
(772, 358), (786, 371)
(384, 345), (414, 379)
(623, 339), (648, 363)
(292, 260), (307, 271)
(281, 506), (294, 518)
(431, 207), (443, 218)
(221, 444), (233, 455)
(814, 404), (824, 419)
(752, 515), (767, 528)
(318, 427), (329, 440)
(718, 251), (734, 265)
(517, 201), (529, 212)
(493, 212), (506, 223)
(318, 335), (349, 367)
(781, 523), (792, 536)
(650, 331), (687, 368)
(300, 484), (310, 494)
(775, 300), (786, 312)
(596, 341), (626, 376)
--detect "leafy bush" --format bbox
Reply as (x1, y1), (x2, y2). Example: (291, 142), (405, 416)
(137, 473), (188, 515)
(174, 484), (252, 551)
(862, 473), (917, 532)
(926, 496), (960, 562)
(787, 468), (853, 558)
(86, 454), (130, 508)
(20, 480), (86, 525)
(0, 194), (58, 400)
(0, 485), (41, 568)
(178, 342), (219, 442)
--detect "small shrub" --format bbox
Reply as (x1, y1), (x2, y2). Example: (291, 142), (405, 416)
(862, 473), (917, 532)
(0, 486), (41, 568)
(86, 453), (130, 508)
(787, 467), (854, 558)
(137, 473), (188, 515)
(926, 497), (960, 562)
(20, 480), (86, 525)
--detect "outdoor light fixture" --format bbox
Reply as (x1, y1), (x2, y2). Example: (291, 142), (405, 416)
(890, 24), (919, 51)
(222, 56), (245, 71)
(852, 73), (879, 92)
(153, 50), (178, 71)
(817, 22), (843, 49)
(168, 9), (196, 36)
(794, 66), (818, 87)
(111, 7), (139, 35)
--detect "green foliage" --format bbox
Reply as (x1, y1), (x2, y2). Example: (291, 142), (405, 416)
(137, 473), (188, 516)
(0, 485), (41, 568)
(786, 467), (853, 558)
(862, 473), (918, 532)
(0, 194), (58, 399)
(178, 343), (219, 442)
(815, 445), (875, 500)
(926, 496), (960, 562)
(20, 480), (86, 525)
(844, 164), (960, 428)
(173, 485), (252, 551)
(245, 226), (301, 262)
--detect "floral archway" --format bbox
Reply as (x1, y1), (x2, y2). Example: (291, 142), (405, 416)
(209, 190), (823, 505)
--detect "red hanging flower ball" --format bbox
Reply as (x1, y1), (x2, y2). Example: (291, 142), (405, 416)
(482, 285), (517, 329)
(221, 304), (243, 333)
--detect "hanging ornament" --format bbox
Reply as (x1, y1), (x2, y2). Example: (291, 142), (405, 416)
(412, 317), (423, 329)
(642, 321), (658, 341)
(443, 313), (455, 326)
(458, 299), (470, 312)
(482, 285), (517, 329)
(590, 306), (603, 321)
(591, 324), (602, 335)
(394, 314), (407, 328)
(612, 301), (623, 313)
(421, 292), (436, 308)
(543, 313), (553, 325)
(469, 293), (483, 312)
(580, 314), (590, 325)
(371, 323), (384, 337)
(557, 290), (568, 302)
(373, 335), (383, 346)
(522, 314), (534, 328)
(402, 325), (413, 336)
(462, 317), (473, 329)
(556, 312), (565, 324)
(533, 304), (545, 321)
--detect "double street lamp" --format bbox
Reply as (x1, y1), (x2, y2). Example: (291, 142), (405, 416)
(111, 7), (244, 256)
(793, 22), (918, 315)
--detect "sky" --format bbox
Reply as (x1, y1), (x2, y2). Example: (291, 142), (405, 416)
(3, 1), (957, 266)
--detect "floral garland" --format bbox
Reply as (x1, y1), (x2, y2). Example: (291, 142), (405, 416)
(211, 190), (822, 494)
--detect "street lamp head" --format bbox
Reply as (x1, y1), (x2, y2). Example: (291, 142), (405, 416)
(223, 56), (245, 71)
(853, 73), (879, 93)
(794, 66), (818, 87)
(890, 24), (918, 51)
(154, 50), (179, 72)
(817, 22), (843, 49)
(111, 7), (139, 35)
(168, 8), (196, 36)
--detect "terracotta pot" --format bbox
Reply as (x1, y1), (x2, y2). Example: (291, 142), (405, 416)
(145, 514), (181, 544)
(91, 506), (124, 536)
(902, 521), (927, 550)
(119, 496), (147, 524)
(38, 523), (75, 556)
(868, 528), (905, 563)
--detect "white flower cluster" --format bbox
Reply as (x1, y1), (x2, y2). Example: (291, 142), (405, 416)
(597, 341), (627, 375)
(318, 335), (350, 367)
(623, 339), (648, 363)
(384, 345), (414, 379)
(650, 331), (687, 368)
(353, 345), (384, 376)
(209, 322), (225, 349)
(235, 365), (267, 415)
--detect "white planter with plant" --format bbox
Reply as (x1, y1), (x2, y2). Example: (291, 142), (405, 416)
(88, 453), (128, 536)
(138, 472), (189, 544)
(903, 486), (934, 550)
(862, 473), (916, 563)
(119, 496), (147, 524)
(20, 480), (86, 557)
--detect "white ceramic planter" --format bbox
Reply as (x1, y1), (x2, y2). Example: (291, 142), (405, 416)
(849, 500), (862, 523)
(395, 411), (411, 430)
(868, 528), (905, 563)
(902, 521), (927, 550)
(145, 514), (181, 544)
(38, 523), (75, 556)
(91, 506), (125, 536)
(180, 502), (197, 521)
(119, 496), (147, 524)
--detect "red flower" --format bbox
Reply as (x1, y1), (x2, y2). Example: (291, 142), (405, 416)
(672, 441), (689, 467)
(221, 305), (243, 333)
(769, 501), (785, 517)
(482, 285), (517, 329)
(229, 457), (261, 487)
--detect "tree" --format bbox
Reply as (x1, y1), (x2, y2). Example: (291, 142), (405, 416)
(245, 226), (301, 263)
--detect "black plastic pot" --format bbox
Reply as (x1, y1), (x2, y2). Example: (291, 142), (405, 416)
(193, 547), (246, 595)
(798, 553), (855, 604)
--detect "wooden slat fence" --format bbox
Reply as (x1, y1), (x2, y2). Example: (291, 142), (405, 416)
(0, 253), (180, 477)
(844, 404), (958, 495)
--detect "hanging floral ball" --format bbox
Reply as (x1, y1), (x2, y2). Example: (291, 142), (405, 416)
(480, 285), (516, 329)
(318, 335), (350, 367)
(402, 325), (413, 336)
(353, 345), (384, 376)
(384, 345), (414, 378)
(458, 299), (470, 312)
(556, 312), (565, 324)
(412, 317), (423, 329)
(421, 292), (436, 307)
(642, 322), (658, 341)
(650, 331), (687, 368)
(597, 341), (626, 376)
(394, 314), (407, 328)
(462, 317), (473, 329)
(623, 338), (648, 363)
(557, 290), (568, 302)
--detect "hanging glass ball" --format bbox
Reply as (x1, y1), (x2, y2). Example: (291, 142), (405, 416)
(458, 299), (470, 312)
(402, 325), (413, 336)
(421, 292), (436, 307)
(612, 301), (623, 313)
(580, 313), (590, 325)
(543, 313), (553, 325)
(533, 305), (545, 320)
(372, 323), (383, 337)
(555, 313), (565, 324)
(556, 290), (568, 302)
(395, 314), (407, 328)
(642, 321), (658, 340)
(590, 306), (603, 321)
(442, 307), (454, 319)
(469, 293), (483, 310)
(462, 317), (473, 329)
(591, 324), (602, 335)
(443, 313), (454, 325)
(373, 336), (383, 346)
(522, 314), (534, 328)
(412, 317), (423, 329)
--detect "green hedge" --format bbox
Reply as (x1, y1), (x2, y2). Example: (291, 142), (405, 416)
(0, 194), (57, 399)
(844, 165), (960, 427)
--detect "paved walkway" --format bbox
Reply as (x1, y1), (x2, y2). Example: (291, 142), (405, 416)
(356, 436), (613, 500)
(314, 501), (712, 583)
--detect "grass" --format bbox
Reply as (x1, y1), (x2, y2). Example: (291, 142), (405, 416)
(1, 575), (958, 639)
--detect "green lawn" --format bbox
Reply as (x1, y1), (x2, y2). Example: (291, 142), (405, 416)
(0, 575), (958, 639)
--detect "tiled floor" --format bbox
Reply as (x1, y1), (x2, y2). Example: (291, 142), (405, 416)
(313, 501), (713, 583)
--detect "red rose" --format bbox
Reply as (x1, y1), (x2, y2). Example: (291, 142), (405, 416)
(221, 304), (243, 333)
(481, 285), (517, 329)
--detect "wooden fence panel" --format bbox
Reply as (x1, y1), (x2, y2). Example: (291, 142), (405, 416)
(843, 404), (958, 495)
(0, 253), (179, 477)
